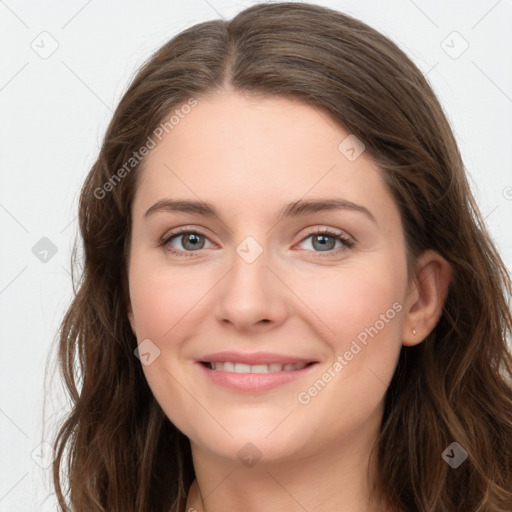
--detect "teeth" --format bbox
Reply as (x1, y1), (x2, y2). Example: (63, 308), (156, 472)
(207, 362), (309, 373)
(223, 361), (235, 372)
(234, 363), (251, 373)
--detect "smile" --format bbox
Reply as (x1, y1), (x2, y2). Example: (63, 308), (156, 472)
(197, 355), (318, 392)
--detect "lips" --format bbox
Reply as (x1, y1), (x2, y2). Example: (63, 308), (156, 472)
(197, 351), (318, 391)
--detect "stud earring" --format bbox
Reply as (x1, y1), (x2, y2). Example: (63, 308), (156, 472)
(412, 328), (417, 335)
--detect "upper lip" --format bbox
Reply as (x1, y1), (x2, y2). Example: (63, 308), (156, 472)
(199, 351), (317, 365)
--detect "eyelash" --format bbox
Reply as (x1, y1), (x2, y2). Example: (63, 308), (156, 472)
(159, 226), (355, 258)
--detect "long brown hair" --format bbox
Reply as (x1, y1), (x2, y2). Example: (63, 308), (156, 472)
(51, 2), (512, 510)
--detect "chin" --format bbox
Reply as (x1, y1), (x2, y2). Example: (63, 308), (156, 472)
(184, 415), (318, 467)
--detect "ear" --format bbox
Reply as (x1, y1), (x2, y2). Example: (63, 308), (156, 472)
(401, 249), (452, 347)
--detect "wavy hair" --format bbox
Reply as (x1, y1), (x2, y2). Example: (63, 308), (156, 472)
(50, 2), (512, 511)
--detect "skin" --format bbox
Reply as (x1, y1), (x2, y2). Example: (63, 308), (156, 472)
(127, 89), (451, 512)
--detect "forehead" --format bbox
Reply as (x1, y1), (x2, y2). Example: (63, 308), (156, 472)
(132, 91), (399, 226)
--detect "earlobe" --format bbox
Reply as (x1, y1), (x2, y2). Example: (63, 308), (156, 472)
(401, 250), (452, 347)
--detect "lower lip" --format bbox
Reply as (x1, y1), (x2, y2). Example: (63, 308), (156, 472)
(197, 362), (318, 392)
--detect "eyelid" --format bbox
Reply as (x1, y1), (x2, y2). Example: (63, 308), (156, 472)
(297, 225), (350, 241)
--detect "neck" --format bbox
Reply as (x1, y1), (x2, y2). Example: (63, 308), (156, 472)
(185, 411), (391, 512)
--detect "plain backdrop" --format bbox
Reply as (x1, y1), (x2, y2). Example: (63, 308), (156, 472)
(1, 0), (511, 510)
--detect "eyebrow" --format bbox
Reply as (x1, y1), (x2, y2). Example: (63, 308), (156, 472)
(144, 198), (377, 224)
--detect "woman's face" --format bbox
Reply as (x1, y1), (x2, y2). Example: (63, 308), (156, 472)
(127, 90), (412, 465)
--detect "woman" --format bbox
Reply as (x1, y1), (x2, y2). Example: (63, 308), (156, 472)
(51, 2), (512, 511)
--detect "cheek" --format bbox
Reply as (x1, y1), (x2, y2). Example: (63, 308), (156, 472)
(291, 263), (404, 349)
(129, 260), (211, 340)
(128, 263), (216, 434)
(291, 266), (404, 423)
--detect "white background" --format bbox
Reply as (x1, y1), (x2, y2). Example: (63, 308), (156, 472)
(1, 0), (511, 510)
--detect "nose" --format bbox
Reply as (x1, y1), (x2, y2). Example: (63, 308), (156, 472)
(214, 242), (289, 332)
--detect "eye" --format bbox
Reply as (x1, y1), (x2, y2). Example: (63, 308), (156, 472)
(296, 228), (354, 256)
(160, 228), (215, 257)
(159, 226), (354, 258)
